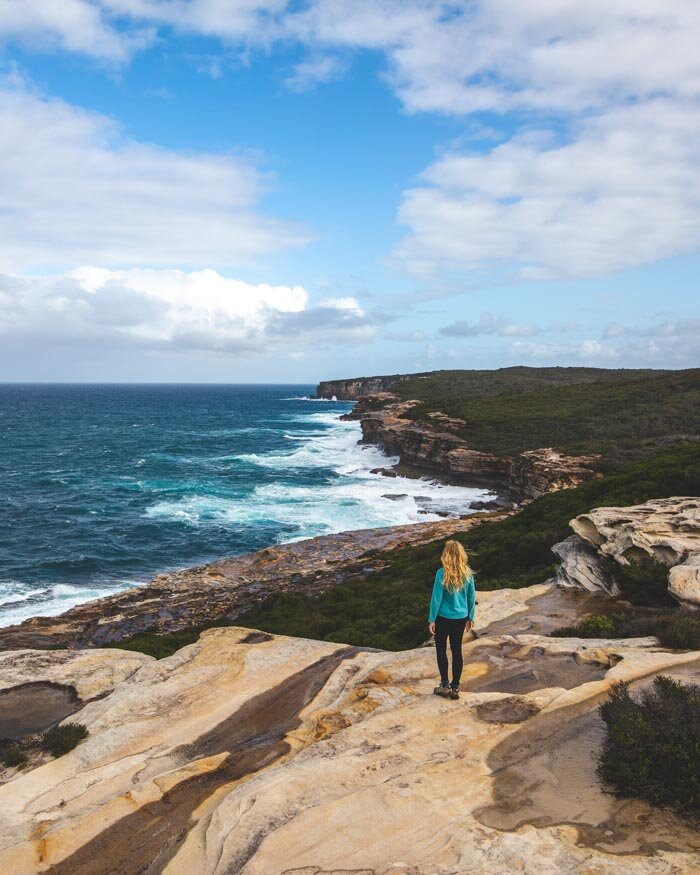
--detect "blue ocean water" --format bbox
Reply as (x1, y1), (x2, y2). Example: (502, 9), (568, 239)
(0, 384), (489, 626)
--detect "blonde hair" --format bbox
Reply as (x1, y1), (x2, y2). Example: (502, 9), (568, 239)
(441, 540), (471, 592)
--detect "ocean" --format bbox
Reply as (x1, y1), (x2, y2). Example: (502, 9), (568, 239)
(0, 384), (490, 627)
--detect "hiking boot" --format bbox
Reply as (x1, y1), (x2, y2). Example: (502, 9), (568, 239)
(433, 684), (451, 697)
(449, 686), (460, 700)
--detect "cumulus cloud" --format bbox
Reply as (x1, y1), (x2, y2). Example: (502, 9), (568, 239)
(0, 0), (144, 61)
(395, 100), (700, 279)
(2, 2), (700, 285)
(0, 267), (377, 354)
(0, 76), (307, 271)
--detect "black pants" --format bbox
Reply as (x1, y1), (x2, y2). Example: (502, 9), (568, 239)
(434, 615), (467, 688)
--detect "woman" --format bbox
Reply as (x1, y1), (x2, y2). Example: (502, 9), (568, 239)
(428, 540), (475, 700)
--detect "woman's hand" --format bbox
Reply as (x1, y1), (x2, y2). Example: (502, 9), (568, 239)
(465, 620), (473, 633)
(428, 622), (436, 635)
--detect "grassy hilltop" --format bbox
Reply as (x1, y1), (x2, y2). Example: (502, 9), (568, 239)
(366, 366), (700, 462)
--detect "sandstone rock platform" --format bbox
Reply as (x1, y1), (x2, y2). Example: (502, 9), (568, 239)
(1, 583), (698, 875)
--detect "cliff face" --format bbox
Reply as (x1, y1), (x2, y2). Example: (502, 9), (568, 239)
(315, 374), (415, 399)
(2, 583), (698, 874)
(353, 395), (602, 499)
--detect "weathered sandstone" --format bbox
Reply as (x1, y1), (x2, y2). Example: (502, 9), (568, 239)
(0, 583), (698, 875)
(0, 512), (510, 651)
(553, 497), (700, 607)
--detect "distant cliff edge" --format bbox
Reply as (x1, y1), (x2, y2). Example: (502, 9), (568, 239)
(315, 374), (412, 400)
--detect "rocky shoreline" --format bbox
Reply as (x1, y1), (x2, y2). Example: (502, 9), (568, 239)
(317, 378), (604, 500)
(0, 511), (511, 651)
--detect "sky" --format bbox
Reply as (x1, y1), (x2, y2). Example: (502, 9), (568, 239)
(0, 1), (698, 382)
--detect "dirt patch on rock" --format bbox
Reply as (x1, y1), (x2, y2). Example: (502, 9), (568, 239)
(0, 682), (82, 740)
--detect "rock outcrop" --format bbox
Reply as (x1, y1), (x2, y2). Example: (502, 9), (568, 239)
(1, 583), (698, 874)
(553, 497), (700, 607)
(0, 512), (510, 651)
(352, 395), (602, 499)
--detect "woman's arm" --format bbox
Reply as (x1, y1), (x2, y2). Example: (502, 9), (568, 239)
(466, 575), (476, 624)
(428, 569), (443, 627)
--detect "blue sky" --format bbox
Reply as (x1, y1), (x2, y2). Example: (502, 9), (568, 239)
(0, 2), (698, 382)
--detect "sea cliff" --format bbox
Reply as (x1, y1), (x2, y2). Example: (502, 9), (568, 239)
(318, 379), (603, 499)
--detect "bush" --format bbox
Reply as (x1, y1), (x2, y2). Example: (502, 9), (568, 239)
(108, 628), (203, 659)
(42, 723), (88, 757)
(598, 677), (700, 814)
(606, 557), (676, 607)
(552, 609), (700, 650)
(1, 747), (27, 768)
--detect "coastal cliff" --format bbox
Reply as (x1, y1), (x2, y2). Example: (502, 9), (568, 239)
(315, 374), (417, 400)
(340, 391), (602, 499)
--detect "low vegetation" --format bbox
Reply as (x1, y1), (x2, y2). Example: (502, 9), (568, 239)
(1, 746), (28, 769)
(109, 627), (202, 659)
(552, 610), (700, 650)
(392, 366), (700, 461)
(42, 723), (89, 757)
(598, 677), (700, 815)
(601, 556), (677, 607)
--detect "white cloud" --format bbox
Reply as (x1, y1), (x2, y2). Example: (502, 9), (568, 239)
(0, 76), (308, 271)
(395, 100), (700, 279)
(440, 312), (540, 338)
(2, 2), (700, 285)
(284, 54), (346, 92)
(0, 0), (143, 61)
(0, 267), (377, 354)
(604, 317), (700, 339)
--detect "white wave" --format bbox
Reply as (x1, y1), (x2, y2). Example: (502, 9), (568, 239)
(280, 396), (350, 402)
(0, 579), (136, 628)
(146, 414), (492, 540)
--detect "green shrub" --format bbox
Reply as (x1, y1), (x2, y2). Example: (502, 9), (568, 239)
(553, 613), (621, 638)
(108, 628), (203, 659)
(598, 677), (700, 814)
(1, 747), (27, 768)
(606, 557), (676, 607)
(552, 609), (700, 650)
(42, 723), (88, 757)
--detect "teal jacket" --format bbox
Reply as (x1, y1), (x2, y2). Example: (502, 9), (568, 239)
(429, 568), (475, 623)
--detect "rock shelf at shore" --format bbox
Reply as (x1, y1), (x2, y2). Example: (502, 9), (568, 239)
(0, 512), (510, 651)
(1, 582), (698, 874)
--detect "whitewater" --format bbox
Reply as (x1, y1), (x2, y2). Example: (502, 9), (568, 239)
(0, 384), (491, 627)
